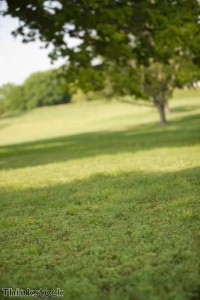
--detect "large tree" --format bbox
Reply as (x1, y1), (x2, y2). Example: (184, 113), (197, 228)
(1, 0), (200, 124)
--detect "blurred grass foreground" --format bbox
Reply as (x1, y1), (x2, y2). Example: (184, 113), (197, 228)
(0, 89), (200, 300)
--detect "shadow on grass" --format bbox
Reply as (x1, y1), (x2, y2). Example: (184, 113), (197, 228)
(0, 167), (200, 299)
(172, 105), (200, 113)
(0, 113), (199, 170)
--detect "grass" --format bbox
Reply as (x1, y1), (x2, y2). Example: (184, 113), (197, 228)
(0, 90), (200, 300)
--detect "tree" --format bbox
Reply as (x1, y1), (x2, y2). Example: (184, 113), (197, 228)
(0, 83), (26, 113)
(23, 69), (71, 109)
(139, 58), (199, 124)
(0, 69), (71, 114)
(2, 0), (200, 123)
(141, 63), (175, 124)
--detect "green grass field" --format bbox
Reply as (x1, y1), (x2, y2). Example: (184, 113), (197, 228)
(0, 90), (200, 300)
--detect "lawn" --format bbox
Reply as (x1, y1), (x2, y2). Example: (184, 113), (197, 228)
(0, 90), (200, 300)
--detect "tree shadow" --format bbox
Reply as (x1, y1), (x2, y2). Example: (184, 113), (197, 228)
(172, 105), (200, 113)
(1, 167), (199, 299)
(0, 113), (199, 170)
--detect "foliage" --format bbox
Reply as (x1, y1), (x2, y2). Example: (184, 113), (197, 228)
(23, 69), (71, 109)
(0, 69), (71, 114)
(2, 0), (200, 123)
(0, 91), (200, 299)
(0, 83), (26, 113)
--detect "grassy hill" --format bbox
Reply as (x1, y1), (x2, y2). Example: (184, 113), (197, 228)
(0, 90), (200, 300)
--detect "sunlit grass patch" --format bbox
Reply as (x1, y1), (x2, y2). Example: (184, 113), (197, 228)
(0, 92), (200, 300)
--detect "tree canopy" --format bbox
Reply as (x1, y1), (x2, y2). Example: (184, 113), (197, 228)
(23, 69), (71, 109)
(0, 69), (71, 114)
(1, 0), (200, 123)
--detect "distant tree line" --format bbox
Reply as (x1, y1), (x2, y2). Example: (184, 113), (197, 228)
(0, 69), (71, 115)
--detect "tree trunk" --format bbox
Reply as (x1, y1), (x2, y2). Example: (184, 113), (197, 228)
(156, 101), (167, 125)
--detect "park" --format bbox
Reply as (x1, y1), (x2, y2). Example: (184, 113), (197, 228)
(0, 1), (200, 299)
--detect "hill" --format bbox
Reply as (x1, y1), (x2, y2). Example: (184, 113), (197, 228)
(0, 90), (200, 300)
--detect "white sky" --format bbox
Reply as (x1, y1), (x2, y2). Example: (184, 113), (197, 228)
(0, 14), (65, 87)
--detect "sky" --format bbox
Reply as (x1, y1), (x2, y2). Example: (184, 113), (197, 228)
(0, 14), (65, 87)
